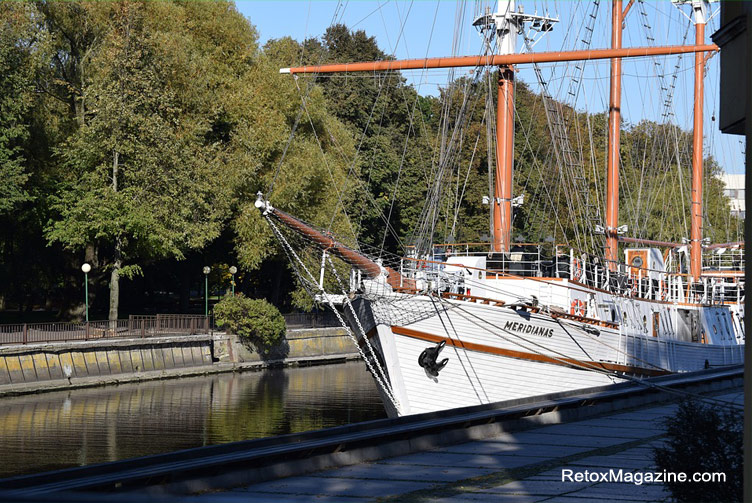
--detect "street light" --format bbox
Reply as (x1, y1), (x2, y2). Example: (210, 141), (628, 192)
(229, 266), (237, 295)
(203, 266), (211, 317)
(81, 263), (91, 322)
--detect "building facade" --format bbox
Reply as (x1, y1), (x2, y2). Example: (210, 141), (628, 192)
(720, 173), (746, 219)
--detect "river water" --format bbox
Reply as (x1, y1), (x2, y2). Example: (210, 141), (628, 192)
(0, 361), (387, 478)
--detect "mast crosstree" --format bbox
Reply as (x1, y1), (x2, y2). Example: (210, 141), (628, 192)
(279, 1), (718, 273)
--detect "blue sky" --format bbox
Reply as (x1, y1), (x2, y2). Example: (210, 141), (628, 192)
(235, 1), (744, 174)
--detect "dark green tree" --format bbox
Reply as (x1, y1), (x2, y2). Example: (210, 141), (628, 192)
(46, 3), (231, 320)
(0, 4), (34, 214)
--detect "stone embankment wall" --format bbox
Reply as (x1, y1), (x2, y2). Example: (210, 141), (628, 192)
(0, 328), (357, 387)
(0, 335), (214, 385)
(213, 327), (357, 363)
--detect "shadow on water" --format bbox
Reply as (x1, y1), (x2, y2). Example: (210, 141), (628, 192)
(257, 337), (291, 362)
(0, 361), (386, 477)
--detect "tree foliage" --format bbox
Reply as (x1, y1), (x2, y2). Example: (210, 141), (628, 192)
(295, 25), (433, 253)
(0, 3), (35, 214)
(214, 293), (286, 350)
(654, 399), (742, 502)
(0, 4), (743, 318)
(2, 1), (358, 318)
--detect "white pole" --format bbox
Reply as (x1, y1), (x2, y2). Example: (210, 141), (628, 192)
(319, 251), (327, 289)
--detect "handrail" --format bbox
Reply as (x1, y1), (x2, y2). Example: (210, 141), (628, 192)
(402, 248), (743, 307)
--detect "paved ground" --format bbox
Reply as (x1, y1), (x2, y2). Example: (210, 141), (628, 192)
(189, 388), (742, 502)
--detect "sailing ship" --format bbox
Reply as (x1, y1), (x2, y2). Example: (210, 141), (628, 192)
(257, 0), (745, 417)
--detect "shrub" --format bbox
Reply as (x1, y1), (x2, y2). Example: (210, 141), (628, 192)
(653, 399), (742, 502)
(213, 294), (286, 351)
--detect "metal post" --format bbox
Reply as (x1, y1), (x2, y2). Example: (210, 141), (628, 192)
(84, 271), (89, 323)
(638, 269), (642, 298)
(570, 248), (574, 280)
(228, 265), (238, 296)
(606, 265), (610, 291)
(319, 250), (327, 289)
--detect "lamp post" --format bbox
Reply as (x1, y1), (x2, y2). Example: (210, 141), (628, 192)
(81, 263), (91, 322)
(229, 266), (237, 295)
(203, 266), (211, 317)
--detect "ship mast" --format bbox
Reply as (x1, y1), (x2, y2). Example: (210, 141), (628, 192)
(278, 3), (718, 269)
(473, 0), (522, 254)
(492, 0), (516, 254)
(689, 0), (709, 282)
(605, 0), (623, 270)
(670, 0), (711, 282)
(482, 1), (557, 254)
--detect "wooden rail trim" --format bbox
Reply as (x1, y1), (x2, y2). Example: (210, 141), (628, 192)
(440, 291), (507, 306)
(390, 325), (668, 377)
(549, 311), (619, 329)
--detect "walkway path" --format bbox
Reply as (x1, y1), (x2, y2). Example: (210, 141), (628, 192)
(190, 388), (742, 502)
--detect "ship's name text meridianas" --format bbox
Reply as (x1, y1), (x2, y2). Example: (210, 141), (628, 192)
(504, 321), (554, 338)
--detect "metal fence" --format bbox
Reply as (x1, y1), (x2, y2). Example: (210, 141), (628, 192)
(0, 314), (212, 346)
(0, 311), (341, 346)
(283, 311), (340, 328)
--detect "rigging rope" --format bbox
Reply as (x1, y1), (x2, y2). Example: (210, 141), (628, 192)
(265, 214), (401, 411)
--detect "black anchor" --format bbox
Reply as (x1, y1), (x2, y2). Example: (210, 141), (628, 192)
(418, 340), (449, 377)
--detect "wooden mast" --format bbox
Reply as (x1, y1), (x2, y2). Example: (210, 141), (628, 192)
(690, 0), (708, 282)
(605, 0), (623, 270)
(491, 0), (517, 254)
(494, 66), (515, 253)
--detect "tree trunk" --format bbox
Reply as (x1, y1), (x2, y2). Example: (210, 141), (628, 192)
(109, 151), (120, 322)
(109, 245), (121, 322)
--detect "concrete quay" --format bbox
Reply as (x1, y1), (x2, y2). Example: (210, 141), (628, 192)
(0, 335), (214, 386)
(194, 388), (741, 502)
(0, 327), (359, 396)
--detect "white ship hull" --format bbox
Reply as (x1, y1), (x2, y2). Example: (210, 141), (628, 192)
(350, 285), (744, 417)
(256, 0), (746, 422)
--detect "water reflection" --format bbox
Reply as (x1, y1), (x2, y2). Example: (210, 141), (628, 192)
(0, 361), (386, 477)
